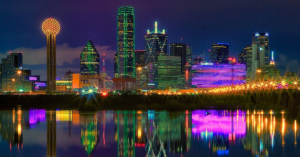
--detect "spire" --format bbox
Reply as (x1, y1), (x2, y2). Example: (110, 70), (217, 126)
(154, 21), (158, 34)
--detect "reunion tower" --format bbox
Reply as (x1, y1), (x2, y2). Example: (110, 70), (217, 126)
(42, 18), (60, 91)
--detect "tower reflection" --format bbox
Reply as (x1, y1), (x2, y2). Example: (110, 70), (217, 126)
(80, 112), (99, 157)
(47, 110), (56, 157)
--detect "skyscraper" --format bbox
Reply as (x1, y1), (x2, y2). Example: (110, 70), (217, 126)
(210, 43), (229, 64)
(0, 52), (31, 92)
(169, 43), (187, 74)
(157, 56), (181, 89)
(250, 32), (270, 80)
(145, 21), (167, 64)
(238, 45), (252, 81)
(134, 50), (146, 67)
(80, 40), (100, 75)
(116, 6), (135, 78)
(42, 18), (60, 91)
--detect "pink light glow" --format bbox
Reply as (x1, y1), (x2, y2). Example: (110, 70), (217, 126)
(192, 110), (246, 135)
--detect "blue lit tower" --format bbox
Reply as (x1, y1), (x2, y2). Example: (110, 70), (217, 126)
(80, 40), (100, 75)
(145, 21), (167, 64)
(117, 6), (135, 78)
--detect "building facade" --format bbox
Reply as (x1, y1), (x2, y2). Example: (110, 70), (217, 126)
(210, 43), (229, 64)
(0, 52), (32, 92)
(156, 56), (182, 89)
(250, 32), (270, 80)
(116, 6), (135, 78)
(169, 43), (187, 74)
(80, 40), (100, 76)
(145, 21), (167, 64)
(191, 63), (246, 88)
(135, 63), (155, 90)
(134, 50), (146, 67)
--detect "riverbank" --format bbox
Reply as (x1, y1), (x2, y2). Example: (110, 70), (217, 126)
(0, 90), (299, 110)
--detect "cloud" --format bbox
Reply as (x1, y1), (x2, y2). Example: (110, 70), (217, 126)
(0, 43), (116, 80)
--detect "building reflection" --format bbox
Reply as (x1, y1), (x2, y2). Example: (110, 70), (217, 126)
(192, 110), (246, 155)
(114, 111), (136, 157)
(80, 112), (99, 157)
(0, 109), (27, 151)
(47, 110), (56, 157)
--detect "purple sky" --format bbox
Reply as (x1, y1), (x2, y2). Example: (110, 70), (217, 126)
(0, 0), (300, 80)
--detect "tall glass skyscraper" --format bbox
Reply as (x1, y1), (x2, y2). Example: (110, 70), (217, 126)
(80, 40), (100, 75)
(116, 6), (135, 78)
(210, 43), (229, 64)
(145, 21), (167, 64)
(250, 32), (270, 80)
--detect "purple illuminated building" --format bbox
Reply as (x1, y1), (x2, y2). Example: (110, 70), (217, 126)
(191, 63), (246, 88)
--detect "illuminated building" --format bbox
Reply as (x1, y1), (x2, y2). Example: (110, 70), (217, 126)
(145, 21), (167, 64)
(34, 81), (47, 91)
(238, 45), (253, 81)
(169, 43), (187, 74)
(65, 70), (73, 80)
(116, 6), (135, 78)
(134, 50), (146, 67)
(112, 77), (136, 91)
(80, 40), (100, 76)
(186, 46), (193, 70)
(80, 113), (99, 156)
(114, 52), (118, 78)
(210, 43), (229, 64)
(250, 32), (270, 80)
(72, 73), (81, 89)
(42, 18), (60, 91)
(0, 52), (32, 92)
(186, 46), (193, 87)
(191, 63), (246, 88)
(135, 63), (155, 90)
(156, 56), (181, 89)
(238, 46), (248, 65)
(56, 79), (72, 91)
(47, 110), (56, 157)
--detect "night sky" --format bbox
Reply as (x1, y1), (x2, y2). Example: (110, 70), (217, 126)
(0, 0), (300, 80)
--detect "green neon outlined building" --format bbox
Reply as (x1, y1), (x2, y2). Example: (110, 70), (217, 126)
(116, 6), (135, 78)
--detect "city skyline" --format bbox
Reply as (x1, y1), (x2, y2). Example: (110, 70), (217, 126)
(0, 0), (300, 80)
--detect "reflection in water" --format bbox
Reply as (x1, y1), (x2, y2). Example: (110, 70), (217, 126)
(80, 112), (99, 156)
(47, 110), (56, 157)
(115, 111), (136, 157)
(0, 109), (299, 156)
(192, 110), (246, 156)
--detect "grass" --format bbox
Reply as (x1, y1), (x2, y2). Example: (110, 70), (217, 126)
(0, 90), (299, 111)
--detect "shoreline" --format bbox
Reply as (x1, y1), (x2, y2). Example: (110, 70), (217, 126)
(0, 91), (299, 111)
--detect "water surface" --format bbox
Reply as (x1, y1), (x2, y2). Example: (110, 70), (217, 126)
(0, 109), (299, 157)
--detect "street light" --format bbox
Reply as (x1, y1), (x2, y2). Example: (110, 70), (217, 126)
(17, 70), (22, 75)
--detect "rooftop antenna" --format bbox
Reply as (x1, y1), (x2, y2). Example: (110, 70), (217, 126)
(154, 21), (158, 34)
(181, 38), (183, 43)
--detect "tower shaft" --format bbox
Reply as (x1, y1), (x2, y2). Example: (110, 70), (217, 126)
(47, 34), (56, 91)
